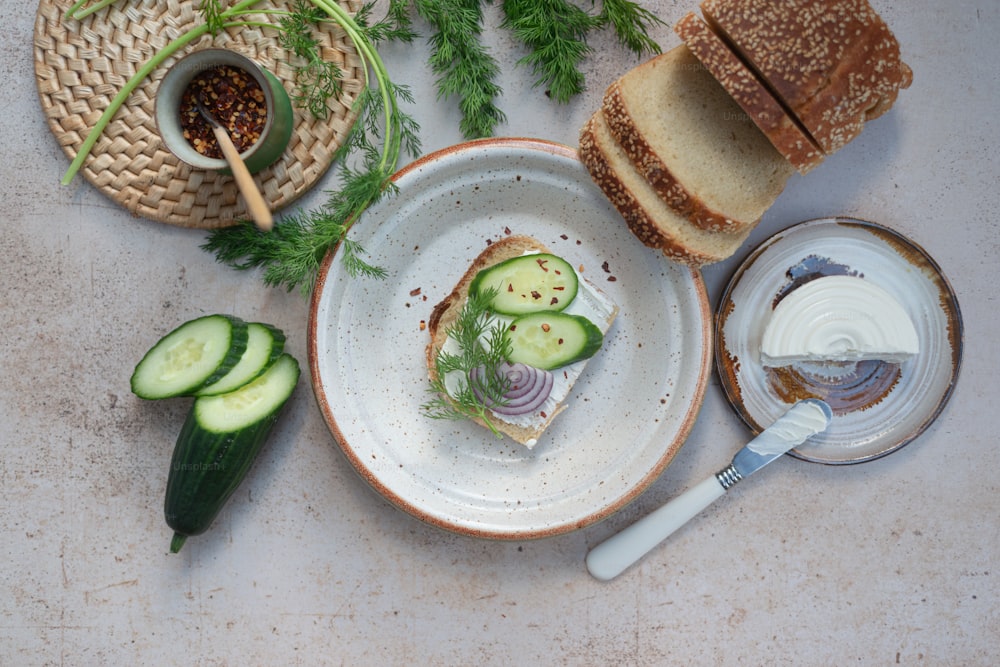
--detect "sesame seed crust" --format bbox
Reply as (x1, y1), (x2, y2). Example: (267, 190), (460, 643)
(674, 11), (825, 173)
(700, 0), (912, 154)
(578, 110), (753, 267)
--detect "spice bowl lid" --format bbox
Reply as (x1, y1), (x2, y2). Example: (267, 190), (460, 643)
(155, 48), (293, 174)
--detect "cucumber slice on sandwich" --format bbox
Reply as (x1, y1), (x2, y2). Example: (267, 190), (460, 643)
(503, 311), (604, 370)
(469, 253), (579, 315)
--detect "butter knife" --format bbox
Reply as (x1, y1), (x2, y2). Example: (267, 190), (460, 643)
(586, 398), (833, 581)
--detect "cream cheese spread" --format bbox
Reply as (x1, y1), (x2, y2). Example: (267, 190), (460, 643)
(760, 275), (919, 367)
(746, 399), (832, 456)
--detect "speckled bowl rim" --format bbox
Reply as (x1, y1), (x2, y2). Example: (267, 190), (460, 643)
(714, 217), (964, 464)
(307, 138), (713, 540)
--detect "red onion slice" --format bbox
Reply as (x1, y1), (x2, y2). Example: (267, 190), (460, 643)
(469, 362), (554, 416)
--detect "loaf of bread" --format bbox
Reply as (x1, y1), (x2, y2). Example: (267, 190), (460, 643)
(578, 0), (909, 267)
(674, 11), (825, 173)
(700, 0), (912, 154)
(426, 235), (618, 447)
(579, 107), (754, 266)
(602, 45), (795, 232)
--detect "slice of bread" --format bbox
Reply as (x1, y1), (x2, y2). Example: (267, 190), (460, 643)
(601, 45), (794, 233)
(579, 109), (754, 266)
(700, 0), (912, 154)
(674, 12), (824, 173)
(426, 235), (618, 447)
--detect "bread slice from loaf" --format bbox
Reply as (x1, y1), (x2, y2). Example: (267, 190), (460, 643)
(426, 235), (618, 447)
(700, 0), (912, 154)
(674, 12), (824, 173)
(579, 109), (753, 266)
(601, 45), (794, 233)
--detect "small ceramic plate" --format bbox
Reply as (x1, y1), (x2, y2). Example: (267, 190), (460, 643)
(309, 138), (712, 539)
(716, 218), (963, 464)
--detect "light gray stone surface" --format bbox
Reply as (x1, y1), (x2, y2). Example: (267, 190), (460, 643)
(3, 1), (997, 664)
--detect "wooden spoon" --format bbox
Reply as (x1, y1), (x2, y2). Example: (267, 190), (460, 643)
(195, 97), (273, 232)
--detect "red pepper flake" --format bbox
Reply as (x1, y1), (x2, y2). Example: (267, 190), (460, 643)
(560, 234), (569, 240)
(607, 276), (618, 282)
(602, 261), (611, 273)
(558, 338), (564, 345)
(549, 297), (559, 306)
(504, 226), (512, 235)
(507, 284), (514, 292)
(179, 64), (267, 158)
(419, 320), (426, 331)
(409, 287), (421, 297)
(536, 258), (549, 271)
(553, 285), (565, 290)
(541, 323), (551, 332)
(539, 411), (548, 418)
(531, 290), (542, 300)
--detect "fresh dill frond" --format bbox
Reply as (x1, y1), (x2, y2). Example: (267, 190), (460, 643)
(598, 0), (665, 57)
(199, 0), (226, 34)
(355, 0), (418, 44)
(422, 286), (512, 437)
(500, 0), (601, 104)
(278, 0), (344, 118)
(414, 0), (507, 139)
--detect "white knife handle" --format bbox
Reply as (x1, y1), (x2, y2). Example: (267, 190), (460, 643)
(586, 475), (726, 581)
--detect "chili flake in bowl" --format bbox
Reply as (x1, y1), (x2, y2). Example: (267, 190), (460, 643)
(156, 49), (293, 174)
(180, 64), (268, 159)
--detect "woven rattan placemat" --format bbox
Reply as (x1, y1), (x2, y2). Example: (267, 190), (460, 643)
(34, 0), (364, 229)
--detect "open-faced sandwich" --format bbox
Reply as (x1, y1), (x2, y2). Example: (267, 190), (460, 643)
(423, 235), (619, 449)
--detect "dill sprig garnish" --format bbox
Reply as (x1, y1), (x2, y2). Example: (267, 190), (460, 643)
(422, 286), (513, 438)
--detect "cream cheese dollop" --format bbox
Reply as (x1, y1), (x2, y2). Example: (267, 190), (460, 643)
(746, 399), (833, 456)
(760, 275), (919, 367)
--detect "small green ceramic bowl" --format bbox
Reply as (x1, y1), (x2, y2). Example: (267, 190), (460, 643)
(155, 48), (294, 174)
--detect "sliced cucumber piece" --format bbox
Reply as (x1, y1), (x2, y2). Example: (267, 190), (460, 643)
(503, 311), (604, 370)
(193, 353), (300, 433)
(130, 314), (249, 400)
(165, 353), (301, 552)
(469, 253), (579, 315)
(195, 322), (286, 397)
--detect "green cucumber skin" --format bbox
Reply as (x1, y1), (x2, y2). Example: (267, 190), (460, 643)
(164, 406), (279, 541)
(504, 312), (604, 370)
(194, 322), (286, 397)
(130, 314), (250, 400)
(469, 253), (579, 315)
(163, 353), (300, 552)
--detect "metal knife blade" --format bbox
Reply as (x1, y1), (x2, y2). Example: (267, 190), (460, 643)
(586, 398), (833, 581)
(719, 398), (834, 489)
